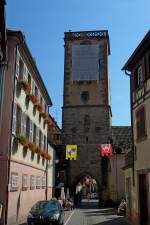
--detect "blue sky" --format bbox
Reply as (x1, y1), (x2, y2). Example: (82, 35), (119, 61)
(6, 0), (150, 127)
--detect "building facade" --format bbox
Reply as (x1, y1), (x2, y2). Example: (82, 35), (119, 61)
(0, 30), (54, 225)
(122, 31), (150, 225)
(62, 30), (112, 200)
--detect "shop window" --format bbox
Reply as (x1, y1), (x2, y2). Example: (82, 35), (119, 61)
(42, 177), (46, 189)
(136, 106), (146, 140)
(30, 175), (36, 190)
(36, 176), (41, 189)
(10, 172), (19, 191)
(22, 174), (29, 191)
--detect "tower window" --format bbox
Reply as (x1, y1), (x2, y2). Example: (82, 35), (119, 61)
(84, 115), (90, 131)
(81, 91), (89, 103)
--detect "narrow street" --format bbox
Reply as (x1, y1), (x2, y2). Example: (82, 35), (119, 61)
(64, 200), (131, 225)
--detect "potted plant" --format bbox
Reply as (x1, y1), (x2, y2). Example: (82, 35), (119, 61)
(15, 134), (28, 146)
(39, 111), (48, 119)
(28, 142), (36, 152)
(35, 146), (41, 154)
(36, 103), (43, 112)
(17, 80), (31, 94)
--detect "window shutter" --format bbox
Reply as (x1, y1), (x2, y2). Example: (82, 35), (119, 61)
(12, 103), (17, 134)
(30, 121), (33, 142)
(15, 48), (20, 78)
(23, 64), (28, 81)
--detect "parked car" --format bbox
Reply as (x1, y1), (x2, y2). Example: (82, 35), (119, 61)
(27, 199), (64, 225)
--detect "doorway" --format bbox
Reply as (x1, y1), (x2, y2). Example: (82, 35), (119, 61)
(139, 174), (149, 225)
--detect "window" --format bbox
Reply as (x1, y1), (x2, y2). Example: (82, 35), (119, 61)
(19, 58), (24, 80)
(136, 106), (146, 140)
(23, 64), (28, 81)
(28, 73), (31, 87)
(35, 86), (38, 98)
(21, 112), (26, 136)
(134, 65), (143, 90)
(44, 135), (47, 150)
(15, 48), (20, 78)
(39, 130), (42, 147)
(45, 103), (47, 113)
(16, 105), (22, 134)
(29, 120), (33, 142)
(26, 116), (30, 139)
(30, 175), (36, 190)
(36, 176), (41, 189)
(84, 115), (90, 131)
(41, 133), (44, 149)
(33, 124), (37, 144)
(148, 52), (150, 78)
(42, 177), (46, 188)
(81, 91), (89, 103)
(12, 103), (17, 134)
(36, 128), (39, 146)
(22, 174), (29, 190)
(10, 172), (19, 191)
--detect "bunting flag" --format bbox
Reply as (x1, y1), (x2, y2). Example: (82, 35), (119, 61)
(66, 145), (77, 160)
(100, 144), (112, 157)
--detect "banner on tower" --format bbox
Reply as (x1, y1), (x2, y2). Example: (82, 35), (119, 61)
(66, 145), (77, 160)
(100, 144), (112, 157)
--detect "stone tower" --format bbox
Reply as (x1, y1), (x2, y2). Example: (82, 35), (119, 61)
(62, 30), (111, 199)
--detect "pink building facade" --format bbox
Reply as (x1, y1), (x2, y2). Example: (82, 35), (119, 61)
(0, 30), (55, 225)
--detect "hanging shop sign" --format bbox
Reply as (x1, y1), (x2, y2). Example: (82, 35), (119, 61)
(100, 144), (112, 157)
(66, 145), (77, 160)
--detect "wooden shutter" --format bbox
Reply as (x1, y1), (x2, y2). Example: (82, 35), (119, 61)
(12, 102), (17, 134)
(15, 48), (20, 78)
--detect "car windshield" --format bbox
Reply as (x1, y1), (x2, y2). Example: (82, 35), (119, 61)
(31, 201), (49, 211)
(31, 201), (58, 212)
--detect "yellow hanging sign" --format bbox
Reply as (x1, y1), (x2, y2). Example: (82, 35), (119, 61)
(66, 145), (77, 160)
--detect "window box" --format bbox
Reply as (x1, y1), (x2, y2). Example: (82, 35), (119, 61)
(26, 94), (38, 105)
(28, 142), (36, 152)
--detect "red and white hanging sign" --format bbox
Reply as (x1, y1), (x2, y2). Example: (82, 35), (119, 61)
(99, 144), (112, 157)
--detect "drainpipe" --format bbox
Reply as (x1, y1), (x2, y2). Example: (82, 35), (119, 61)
(125, 69), (135, 186)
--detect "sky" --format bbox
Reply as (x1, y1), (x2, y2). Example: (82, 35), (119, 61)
(6, 0), (150, 128)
